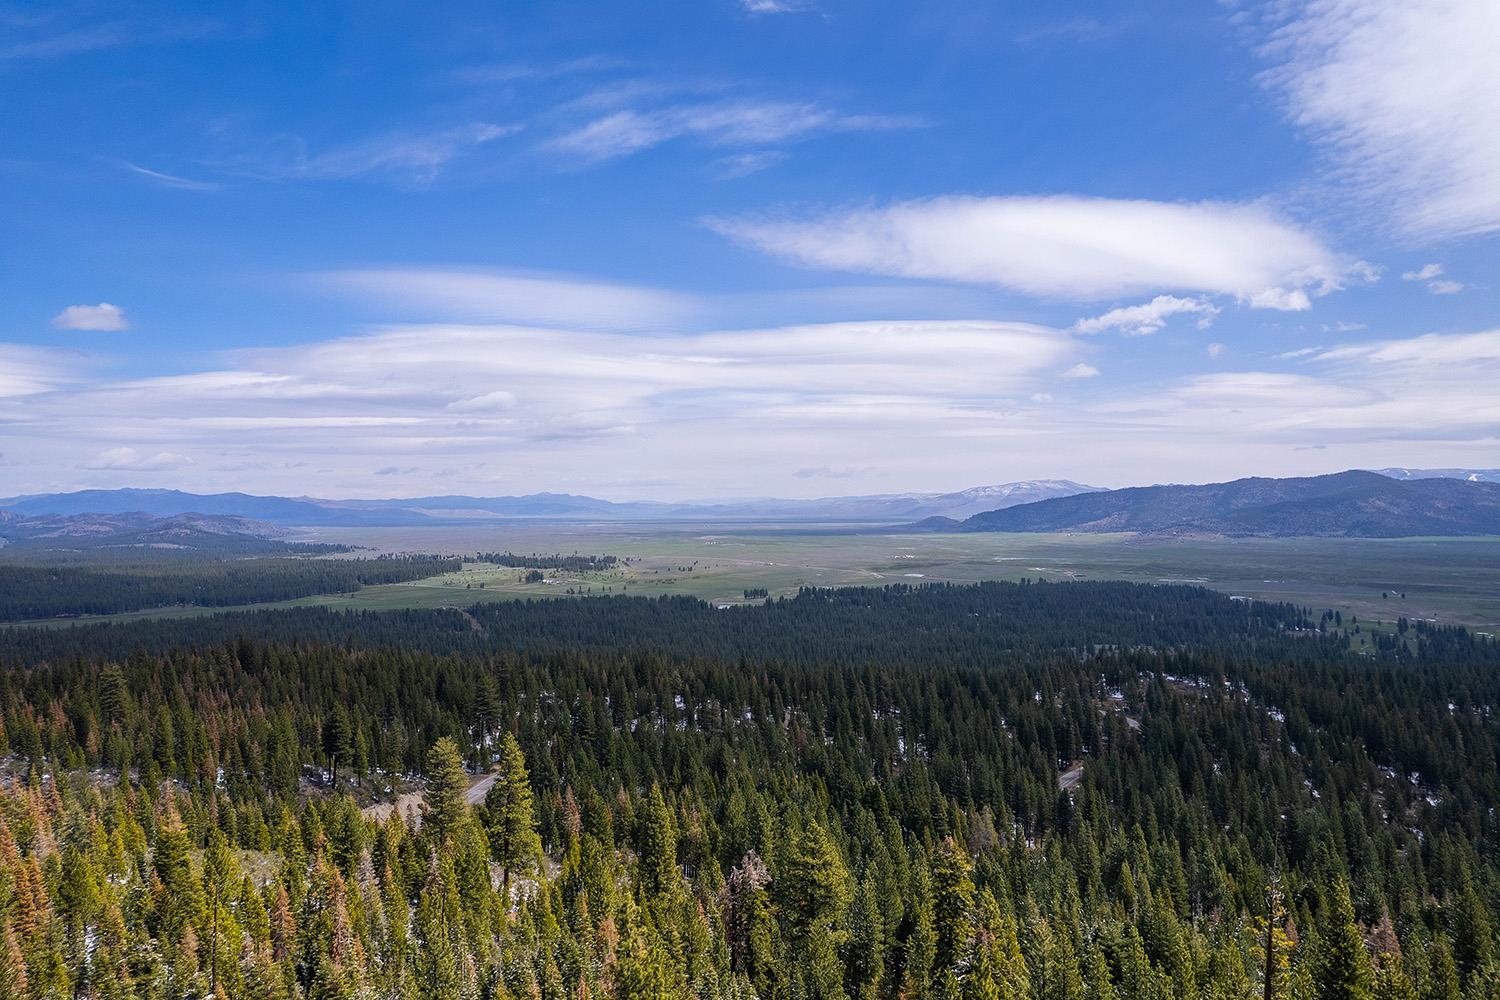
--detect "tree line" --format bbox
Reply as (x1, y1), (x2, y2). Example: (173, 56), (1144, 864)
(476, 553), (620, 572)
(0, 555), (460, 620)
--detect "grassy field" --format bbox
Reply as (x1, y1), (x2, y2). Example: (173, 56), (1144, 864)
(300, 525), (1500, 630)
(12, 524), (1500, 632)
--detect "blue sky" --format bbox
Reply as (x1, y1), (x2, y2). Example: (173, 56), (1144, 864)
(3, 0), (1498, 499)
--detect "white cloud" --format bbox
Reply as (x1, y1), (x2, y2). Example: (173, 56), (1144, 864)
(741, 0), (802, 12)
(316, 267), (1032, 331)
(1206, 342), (1227, 358)
(1402, 263), (1444, 282)
(0, 345), (78, 397)
(1165, 371), (1374, 410)
(13, 314), (1500, 495)
(52, 303), (128, 331)
(447, 390), (518, 412)
(7, 316), (1082, 495)
(1398, 263), (1464, 294)
(1263, 0), (1500, 241)
(1073, 295), (1221, 336)
(712, 196), (1364, 306)
(239, 319), (1072, 402)
(1101, 327), (1500, 450)
(318, 268), (699, 330)
(82, 447), (191, 472)
(548, 101), (916, 162)
(1275, 346), (1322, 360)
(1314, 329), (1500, 366)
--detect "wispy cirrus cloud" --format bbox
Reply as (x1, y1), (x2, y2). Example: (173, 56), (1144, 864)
(317, 268), (699, 331)
(120, 162), (220, 192)
(1261, 0), (1500, 241)
(715, 150), (788, 179)
(739, 0), (807, 14)
(1103, 327), (1500, 446)
(0, 345), (80, 398)
(547, 100), (918, 163)
(1313, 329), (1500, 366)
(82, 447), (191, 472)
(0, 15), (218, 61)
(450, 55), (630, 86)
(213, 123), (518, 184)
(711, 195), (1371, 307)
(1, 21), (131, 60)
(313, 266), (1029, 331)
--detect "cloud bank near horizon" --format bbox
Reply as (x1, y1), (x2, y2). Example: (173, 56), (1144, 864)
(3, 284), (1496, 498)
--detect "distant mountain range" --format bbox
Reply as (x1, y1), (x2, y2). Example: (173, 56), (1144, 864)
(945, 470), (1500, 537)
(0, 510), (291, 552)
(5, 470), (1499, 539)
(1374, 467), (1500, 484)
(0, 480), (1099, 526)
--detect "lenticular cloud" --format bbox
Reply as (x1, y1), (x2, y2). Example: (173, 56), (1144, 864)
(712, 195), (1363, 308)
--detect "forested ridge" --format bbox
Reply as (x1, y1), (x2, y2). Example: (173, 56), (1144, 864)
(0, 581), (1495, 999)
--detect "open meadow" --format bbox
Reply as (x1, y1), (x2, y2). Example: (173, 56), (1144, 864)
(10, 523), (1498, 633)
(292, 524), (1500, 632)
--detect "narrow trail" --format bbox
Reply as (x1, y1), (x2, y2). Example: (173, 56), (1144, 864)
(362, 772), (497, 825)
(444, 606), (488, 633)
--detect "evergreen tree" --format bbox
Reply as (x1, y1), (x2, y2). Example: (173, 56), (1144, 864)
(1422, 939), (1461, 1000)
(637, 785), (679, 899)
(483, 731), (544, 898)
(931, 837), (976, 975)
(845, 871), (885, 1000)
(1310, 878), (1373, 1000)
(323, 706), (354, 790)
(1373, 959), (1419, 1000)
(423, 737), (471, 843)
(1451, 873), (1493, 984)
(474, 675), (504, 764)
(778, 820), (853, 942)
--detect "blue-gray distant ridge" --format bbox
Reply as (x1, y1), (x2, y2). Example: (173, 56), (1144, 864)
(956, 470), (1500, 537)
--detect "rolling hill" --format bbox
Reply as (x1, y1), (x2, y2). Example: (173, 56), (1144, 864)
(0, 510), (294, 552)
